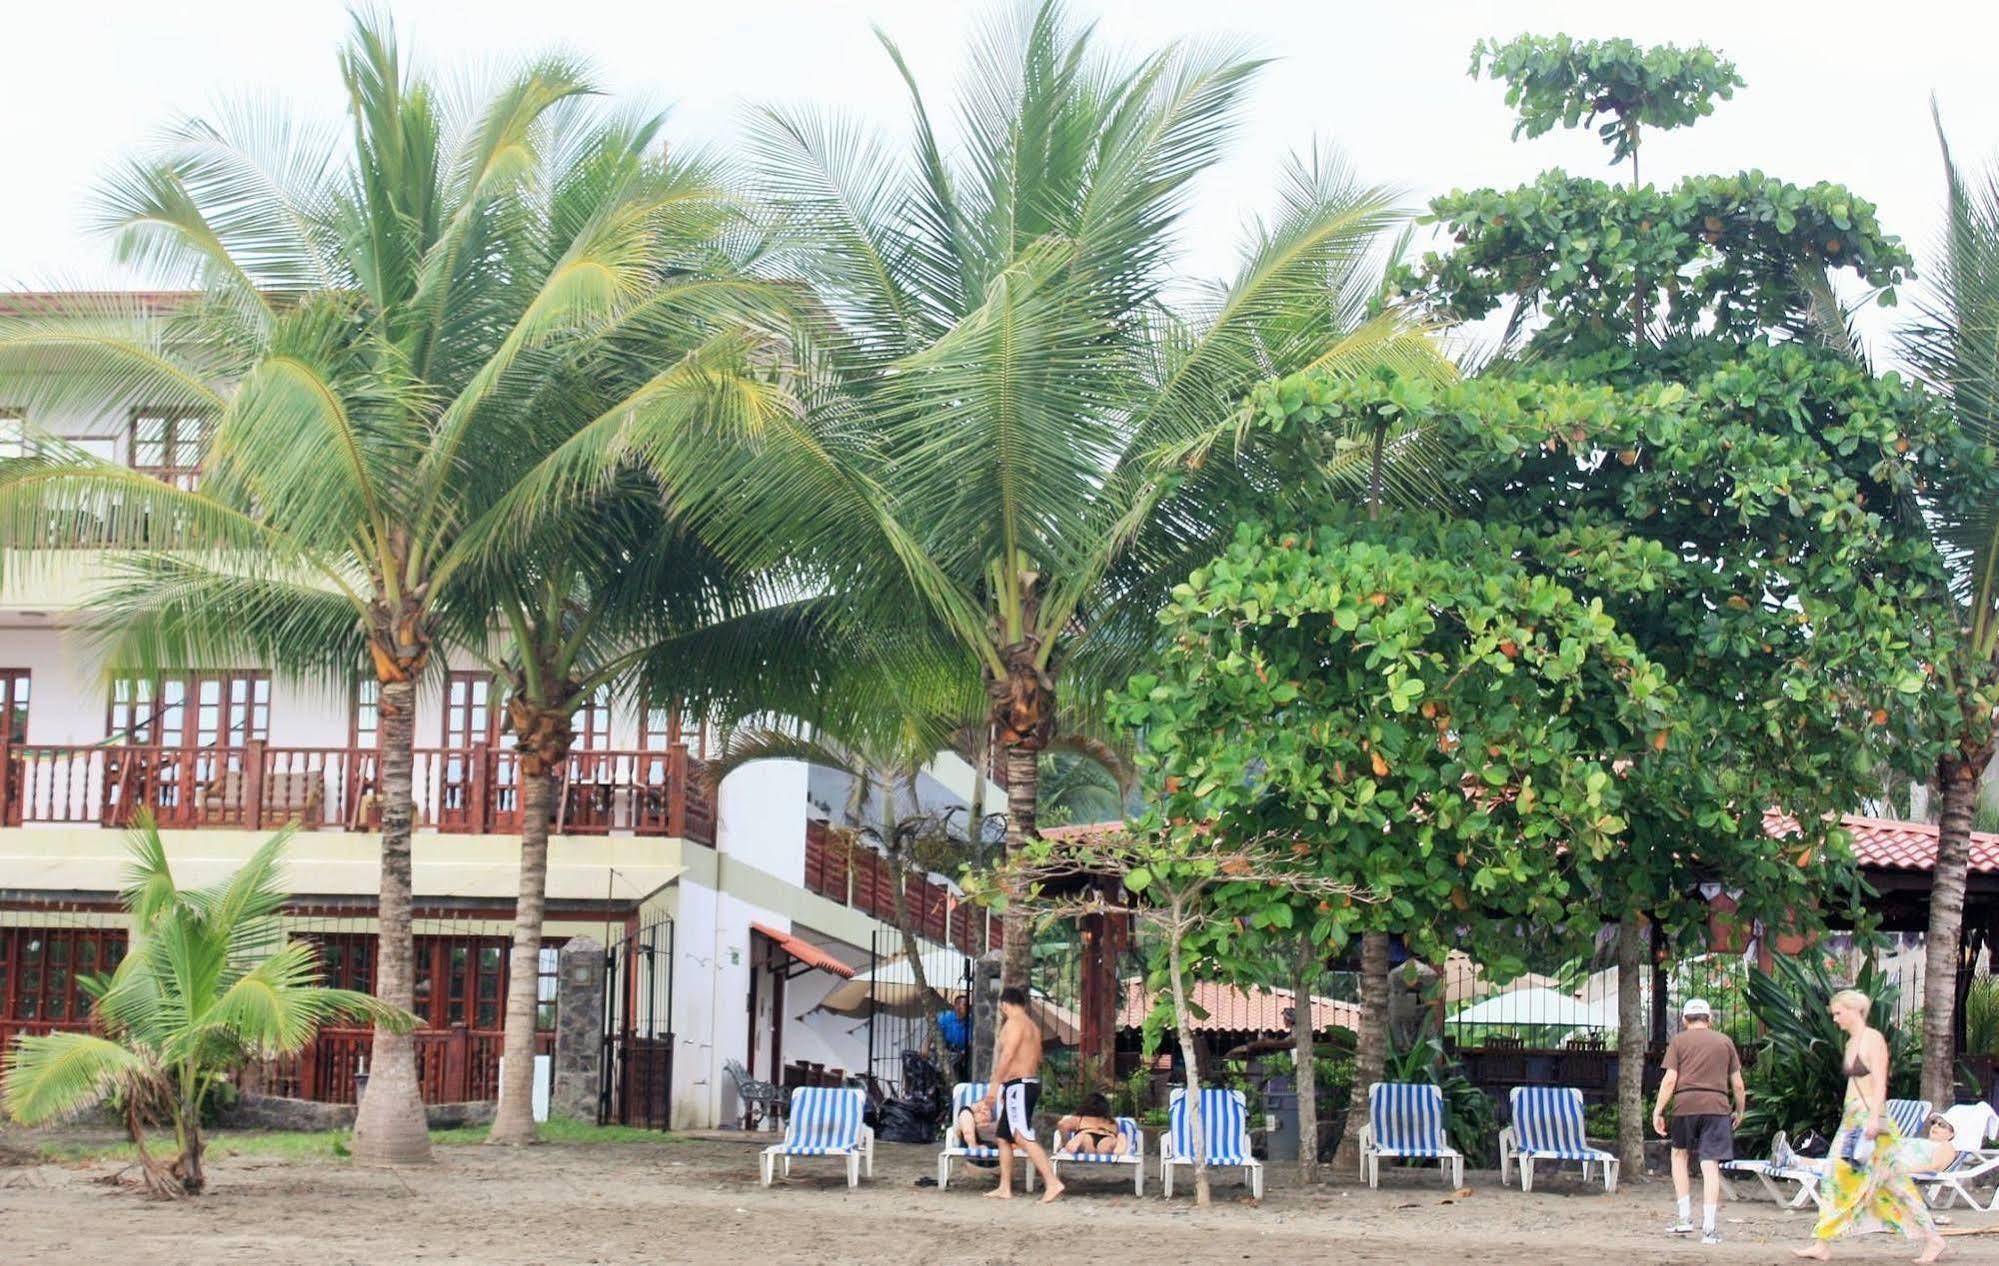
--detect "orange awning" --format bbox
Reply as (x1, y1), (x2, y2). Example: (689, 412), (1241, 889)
(752, 921), (856, 979)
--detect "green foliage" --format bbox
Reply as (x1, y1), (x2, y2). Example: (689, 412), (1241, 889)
(1584, 1100), (1619, 1142)
(1964, 974), (1999, 1060)
(1385, 1035), (1497, 1164)
(1470, 34), (1742, 161)
(1399, 173), (1912, 352)
(2, 822), (414, 1194)
(1736, 953), (1917, 1154)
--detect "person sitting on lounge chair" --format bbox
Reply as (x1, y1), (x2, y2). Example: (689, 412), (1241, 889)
(1774, 1113), (1959, 1177)
(1055, 1093), (1129, 1157)
(956, 1097), (1001, 1165)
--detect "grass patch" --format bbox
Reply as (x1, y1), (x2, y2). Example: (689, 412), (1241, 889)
(39, 1118), (676, 1163)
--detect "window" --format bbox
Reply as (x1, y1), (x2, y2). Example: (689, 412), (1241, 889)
(0, 927), (128, 1022)
(0, 414), (25, 460)
(130, 410), (206, 489)
(303, 933), (374, 995)
(410, 934), (512, 1029)
(109, 672), (269, 745)
(640, 700), (679, 751)
(443, 672), (500, 748)
(536, 945), (560, 1030)
(351, 679), (380, 751)
(0, 670), (28, 744)
(572, 683), (611, 751)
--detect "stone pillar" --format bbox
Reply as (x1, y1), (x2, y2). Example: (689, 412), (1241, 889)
(970, 955), (1002, 1082)
(551, 935), (605, 1122)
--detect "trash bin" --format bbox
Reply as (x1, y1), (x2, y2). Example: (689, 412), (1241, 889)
(1263, 1073), (1298, 1162)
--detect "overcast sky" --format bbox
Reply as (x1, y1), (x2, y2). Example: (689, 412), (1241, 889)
(6, 0), (1998, 305)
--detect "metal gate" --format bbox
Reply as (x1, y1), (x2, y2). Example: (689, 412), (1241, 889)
(599, 919), (674, 1129)
(866, 927), (978, 1092)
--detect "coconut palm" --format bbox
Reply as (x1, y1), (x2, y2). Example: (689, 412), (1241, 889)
(1898, 113), (1999, 1106)
(500, 0), (1449, 989)
(0, 16), (780, 1162)
(2, 821), (413, 1195)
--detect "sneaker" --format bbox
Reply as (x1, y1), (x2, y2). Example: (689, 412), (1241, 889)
(1666, 1220), (1695, 1235)
(1700, 1230), (1722, 1246)
(1770, 1137), (1797, 1169)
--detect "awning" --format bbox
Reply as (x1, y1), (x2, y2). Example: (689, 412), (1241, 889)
(751, 921), (856, 979)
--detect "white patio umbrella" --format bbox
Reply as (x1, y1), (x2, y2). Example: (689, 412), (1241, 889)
(1450, 986), (1614, 1030)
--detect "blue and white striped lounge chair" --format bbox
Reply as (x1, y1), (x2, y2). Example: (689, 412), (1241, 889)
(1052, 1116), (1146, 1195)
(1160, 1087), (1264, 1199)
(1360, 1082), (1464, 1189)
(936, 1082), (1033, 1192)
(1724, 1098), (1933, 1209)
(1499, 1086), (1619, 1192)
(759, 1086), (873, 1188)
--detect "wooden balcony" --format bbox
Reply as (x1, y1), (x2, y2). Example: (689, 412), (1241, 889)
(0, 741), (716, 843)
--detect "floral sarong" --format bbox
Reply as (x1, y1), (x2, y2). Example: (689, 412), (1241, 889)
(1812, 1099), (1937, 1241)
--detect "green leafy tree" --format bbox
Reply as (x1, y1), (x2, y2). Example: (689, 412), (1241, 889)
(1897, 114), (1999, 1106)
(1109, 397), (1675, 1176)
(2, 822), (413, 1196)
(1397, 34), (1967, 1163)
(0, 16), (778, 1163)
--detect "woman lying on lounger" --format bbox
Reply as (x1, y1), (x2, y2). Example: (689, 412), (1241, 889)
(1055, 1094), (1129, 1157)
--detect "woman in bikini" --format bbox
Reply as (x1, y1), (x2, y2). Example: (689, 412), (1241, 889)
(1793, 988), (1947, 1265)
(1055, 1093), (1129, 1157)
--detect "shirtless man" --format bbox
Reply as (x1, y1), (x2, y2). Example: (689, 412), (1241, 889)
(981, 986), (1063, 1201)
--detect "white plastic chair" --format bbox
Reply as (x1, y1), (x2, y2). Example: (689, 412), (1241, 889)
(759, 1086), (873, 1189)
(1360, 1081), (1464, 1189)
(936, 1081), (1033, 1192)
(1051, 1116), (1146, 1195)
(1160, 1087), (1263, 1199)
(1499, 1086), (1618, 1192)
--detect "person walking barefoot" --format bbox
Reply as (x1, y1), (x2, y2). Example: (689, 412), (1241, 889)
(1791, 989), (1947, 1264)
(980, 986), (1064, 1203)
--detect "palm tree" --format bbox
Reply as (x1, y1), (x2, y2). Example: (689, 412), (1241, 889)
(1898, 112), (1999, 1107)
(0, 16), (776, 1162)
(2, 821), (412, 1195)
(633, 0), (1445, 988)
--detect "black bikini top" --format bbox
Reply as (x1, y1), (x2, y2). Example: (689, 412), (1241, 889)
(1844, 1055), (1872, 1079)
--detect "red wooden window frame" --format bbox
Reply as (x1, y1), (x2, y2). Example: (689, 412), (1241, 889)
(107, 672), (269, 745)
(130, 410), (206, 489)
(0, 926), (129, 1022)
(571, 683), (611, 751)
(443, 672), (502, 748)
(0, 669), (28, 744)
(350, 678), (380, 751)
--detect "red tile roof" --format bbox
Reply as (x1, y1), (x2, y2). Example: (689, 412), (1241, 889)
(1118, 978), (1362, 1035)
(1768, 812), (1999, 874)
(750, 921), (856, 979)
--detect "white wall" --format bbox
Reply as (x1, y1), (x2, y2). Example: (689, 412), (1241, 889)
(717, 760), (808, 886)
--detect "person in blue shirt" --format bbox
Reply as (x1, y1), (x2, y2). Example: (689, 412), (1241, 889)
(936, 993), (971, 1080)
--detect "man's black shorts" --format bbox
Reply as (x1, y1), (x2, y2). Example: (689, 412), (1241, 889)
(1669, 1113), (1735, 1162)
(995, 1078), (1040, 1144)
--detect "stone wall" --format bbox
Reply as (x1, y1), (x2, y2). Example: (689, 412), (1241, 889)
(551, 935), (605, 1121)
(216, 1094), (495, 1132)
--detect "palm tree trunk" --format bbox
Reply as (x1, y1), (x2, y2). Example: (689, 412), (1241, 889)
(1924, 754), (1982, 1107)
(1293, 934), (1320, 1184)
(1000, 744), (1038, 992)
(1615, 915), (1647, 1174)
(1166, 908), (1211, 1207)
(1339, 932), (1390, 1178)
(351, 677), (434, 1165)
(489, 764), (554, 1145)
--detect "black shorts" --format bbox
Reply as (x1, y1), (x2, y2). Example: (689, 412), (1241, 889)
(1669, 1113), (1735, 1162)
(995, 1078), (1039, 1144)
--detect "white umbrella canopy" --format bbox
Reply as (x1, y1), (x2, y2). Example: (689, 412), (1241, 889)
(813, 951), (1080, 1044)
(1450, 986), (1614, 1030)
(817, 951), (976, 1016)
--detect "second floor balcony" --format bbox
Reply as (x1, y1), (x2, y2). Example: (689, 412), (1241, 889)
(0, 740), (716, 842)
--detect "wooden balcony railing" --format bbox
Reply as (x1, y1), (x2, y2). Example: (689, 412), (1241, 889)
(0, 741), (715, 843)
(803, 818), (998, 953)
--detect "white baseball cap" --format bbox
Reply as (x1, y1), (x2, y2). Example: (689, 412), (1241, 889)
(1681, 998), (1713, 1018)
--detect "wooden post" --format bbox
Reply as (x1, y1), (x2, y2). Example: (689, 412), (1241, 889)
(0, 736), (14, 828)
(1079, 910), (1114, 1089)
(445, 1025), (470, 1103)
(666, 744), (688, 838)
(244, 739), (266, 831)
(469, 743), (490, 834)
(176, 746), (197, 828)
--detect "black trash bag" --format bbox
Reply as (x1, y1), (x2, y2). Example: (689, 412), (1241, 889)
(901, 1050), (943, 1099)
(877, 1098), (937, 1144)
(1794, 1129), (1831, 1159)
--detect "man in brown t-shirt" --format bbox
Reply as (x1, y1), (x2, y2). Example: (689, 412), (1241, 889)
(1650, 998), (1745, 1244)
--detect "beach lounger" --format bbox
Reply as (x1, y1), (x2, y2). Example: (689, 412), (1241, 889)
(1499, 1086), (1619, 1192)
(1917, 1102), (1999, 1212)
(1160, 1087), (1264, 1199)
(759, 1085), (873, 1188)
(1725, 1098), (1933, 1210)
(936, 1081), (1033, 1192)
(1360, 1081), (1464, 1189)
(1052, 1116), (1146, 1195)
